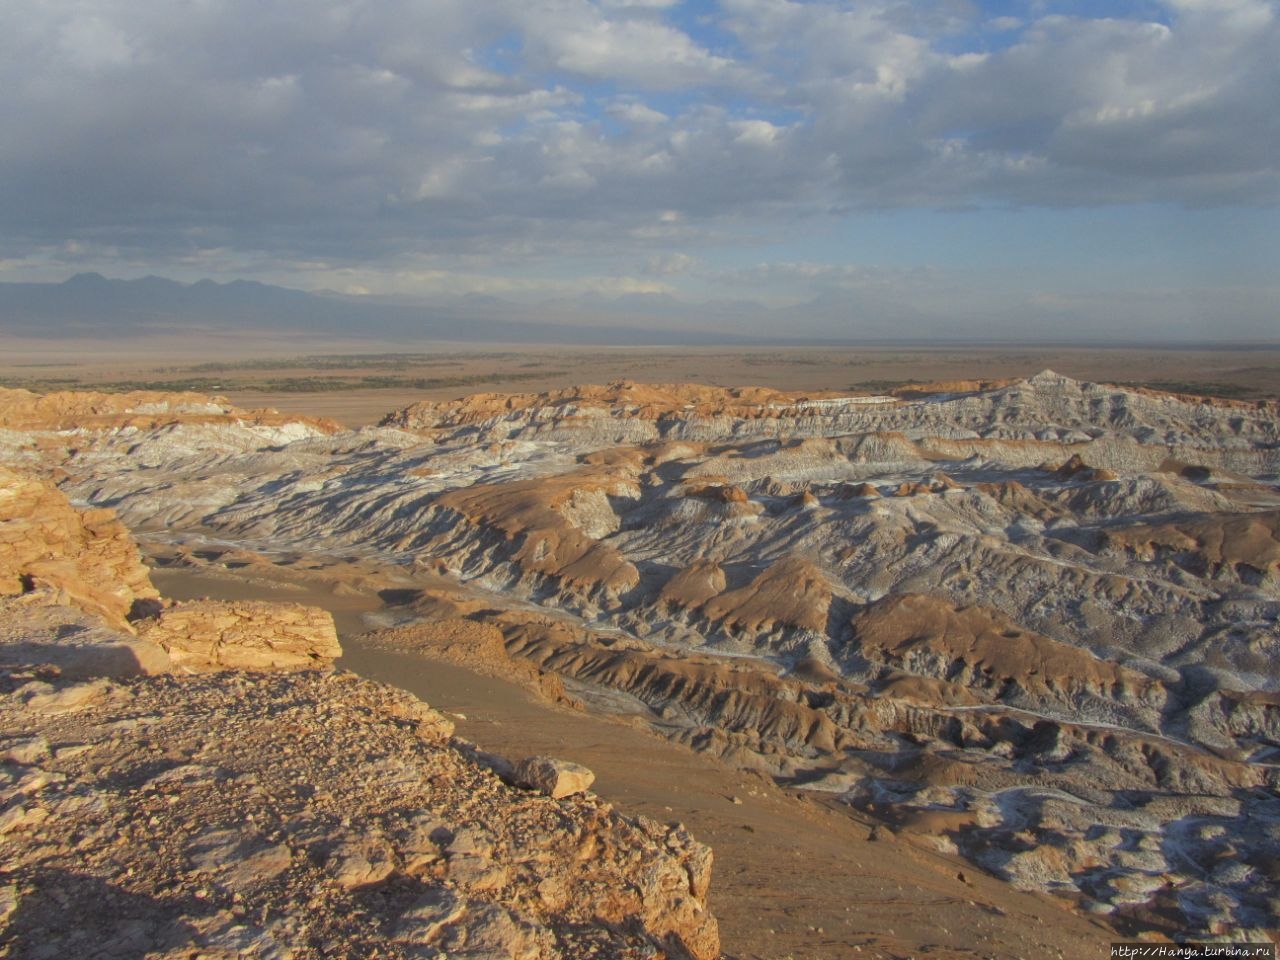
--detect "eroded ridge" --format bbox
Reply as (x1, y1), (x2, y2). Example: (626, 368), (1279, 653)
(4, 371), (1279, 940)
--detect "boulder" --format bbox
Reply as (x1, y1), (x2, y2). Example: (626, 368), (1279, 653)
(514, 755), (596, 799)
(0, 466), (158, 631)
(138, 599), (341, 671)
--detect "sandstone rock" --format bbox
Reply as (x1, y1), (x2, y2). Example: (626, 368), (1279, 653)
(1, 735), (50, 764)
(391, 886), (466, 947)
(0, 803), (49, 834)
(0, 385), (339, 434)
(23, 678), (115, 713)
(0, 884), (17, 926)
(701, 554), (832, 638)
(138, 599), (340, 671)
(841, 481), (881, 499)
(400, 814), (448, 877)
(423, 465), (645, 602)
(0, 466), (157, 630)
(187, 827), (293, 892)
(376, 693), (456, 742)
(795, 489), (821, 510)
(514, 755), (596, 799)
(432, 901), (551, 960)
(660, 559), (727, 610)
(848, 592), (1165, 719)
(324, 834), (397, 890)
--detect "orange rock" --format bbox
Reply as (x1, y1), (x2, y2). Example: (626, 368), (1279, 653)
(138, 599), (341, 671)
(0, 466), (157, 630)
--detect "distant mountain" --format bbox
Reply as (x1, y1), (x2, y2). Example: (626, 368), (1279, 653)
(0, 274), (760, 345)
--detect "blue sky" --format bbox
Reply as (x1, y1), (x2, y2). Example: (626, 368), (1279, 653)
(0, 0), (1276, 340)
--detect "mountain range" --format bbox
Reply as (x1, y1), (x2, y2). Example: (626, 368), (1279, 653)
(4, 273), (1270, 346)
(0, 273), (768, 345)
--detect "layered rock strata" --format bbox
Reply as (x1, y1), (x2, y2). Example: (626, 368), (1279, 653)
(0, 465), (158, 631)
(3, 373), (1279, 939)
(138, 599), (342, 672)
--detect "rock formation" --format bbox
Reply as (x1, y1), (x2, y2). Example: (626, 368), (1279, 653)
(514, 755), (597, 799)
(3, 373), (1279, 940)
(0, 466), (157, 630)
(0, 669), (718, 959)
(0, 428), (721, 959)
(138, 599), (341, 671)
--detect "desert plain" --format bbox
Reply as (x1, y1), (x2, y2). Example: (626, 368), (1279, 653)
(1, 341), (1278, 960)
(2, 341), (1277, 426)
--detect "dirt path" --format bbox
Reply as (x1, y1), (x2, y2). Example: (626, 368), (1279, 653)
(152, 566), (1121, 960)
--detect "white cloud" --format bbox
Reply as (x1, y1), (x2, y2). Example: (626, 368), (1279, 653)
(645, 252), (699, 275)
(607, 99), (670, 125)
(0, 0), (1275, 334)
(511, 0), (740, 89)
(986, 16), (1023, 32)
(58, 16), (137, 70)
(731, 119), (785, 146)
(599, 0), (681, 8)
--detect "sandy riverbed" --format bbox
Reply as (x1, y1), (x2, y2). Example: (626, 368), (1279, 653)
(151, 564), (1121, 960)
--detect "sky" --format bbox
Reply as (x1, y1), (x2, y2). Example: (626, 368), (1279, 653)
(0, 0), (1277, 341)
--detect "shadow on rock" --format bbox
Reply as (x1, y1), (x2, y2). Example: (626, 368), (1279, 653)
(1, 868), (203, 959)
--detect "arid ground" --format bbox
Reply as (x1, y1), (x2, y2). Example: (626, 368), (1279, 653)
(150, 562), (1119, 960)
(2, 342), (1277, 959)
(2, 340), (1276, 427)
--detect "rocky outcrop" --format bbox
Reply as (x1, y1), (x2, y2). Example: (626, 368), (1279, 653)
(700, 554), (833, 639)
(514, 755), (596, 799)
(0, 467), (350, 680)
(0, 466), (158, 631)
(847, 593), (1167, 726)
(380, 380), (861, 434)
(0, 385), (340, 433)
(1101, 510), (1280, 582)
(0, 600), (170, 680)
(137, 599), (341, 671)
(7, 373), (1280, 941)
(379, 372), (1280, 469)
(420, 466), (643, 603)
(0, 668), (719, 960)
(660, 560), (728, 610)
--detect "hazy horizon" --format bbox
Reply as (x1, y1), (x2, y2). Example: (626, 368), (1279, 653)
(1, 1), (1277, 342)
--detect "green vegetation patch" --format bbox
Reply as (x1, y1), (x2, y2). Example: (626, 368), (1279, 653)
(1118, 380), (1272, 400)
(848, 379), (923, 392)
(169, 354), (464, 374)
(3, 370), (566, 395)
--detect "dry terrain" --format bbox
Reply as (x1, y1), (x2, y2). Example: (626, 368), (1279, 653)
(1, 467), (716, 960)
(1, 350), (1278, 958)
(1, 342), (1276, 427)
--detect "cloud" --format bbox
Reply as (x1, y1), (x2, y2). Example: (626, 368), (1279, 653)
(721, 261), (933, 289)
(607, 98), (670, 126)
(644, 252), (700, 275)
(0, 0), (1275, 319)
(511, 0), (740, 89)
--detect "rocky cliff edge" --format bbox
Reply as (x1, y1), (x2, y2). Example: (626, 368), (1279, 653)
(0, 468), (719, 960)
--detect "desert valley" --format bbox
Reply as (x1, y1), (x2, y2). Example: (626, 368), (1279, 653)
(6, 0), (1278, 954)
(1, 346), (1277, 959)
